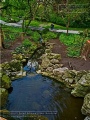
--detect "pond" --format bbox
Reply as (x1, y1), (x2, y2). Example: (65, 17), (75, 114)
(7, 72), (85, 120)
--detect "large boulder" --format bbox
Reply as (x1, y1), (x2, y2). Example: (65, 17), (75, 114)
(40, 54), (50, 69)
(0, 88), (8, 108)
(81, 93), (90, 116)
(71, 72), (90, 97)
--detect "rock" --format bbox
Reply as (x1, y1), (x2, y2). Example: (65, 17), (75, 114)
(71, 72), (90, 97)
(50, 59), (59, 64)
(62, 70), (73, 79)
(46, 67), (53, 72)
(9, 60), (21, 71)
(47, 53), (61, 60)
(0, 88), (8, 108)
(12, 53), (23, 60)
(84, 116), (90, 120)
(11, 71), (26, 80)
(53, 64), (63, 69)
(37, 70), (41, 74)
(45, 49), (51, 53)
(40, 54), (50, 69)
(53, 67), (68, 76)
(75, 70), (87, 83)
(1, 74), (11, 89)
(1, 62), (10, 70)
(0, 109), (15, 120)
(22, 58), (26, 62)
(81, 93), (90, 116)
(0, 117), (7, 120)
(65, 78), (74, 84)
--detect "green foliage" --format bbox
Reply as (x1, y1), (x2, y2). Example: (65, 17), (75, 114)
(49, 13), (65, 26)
(2, 25), (22, 32)
(42, 28), (49, 34)
(9, 61), (21, 71)
(1, 75), (11, 89)
(59, 33), (88, 57)
(4, 30), (19, 48)
(31, 31), (41, 42)
(30, 20), (40, 27)
(43, 31), (57, 41)
(22, 39), (32, 47)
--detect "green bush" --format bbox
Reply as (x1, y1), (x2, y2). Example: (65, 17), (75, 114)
(59, 33), (88, 57)
(31, 31), (41, 42)
(43, 31), (57, 41)
(22, 39), (32, 47)
(30, 20), (40, 27)
(49, 13), (65, 26)
(26, 30), (34, 36)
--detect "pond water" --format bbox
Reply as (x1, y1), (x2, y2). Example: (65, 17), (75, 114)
(7, 72), (85, 120)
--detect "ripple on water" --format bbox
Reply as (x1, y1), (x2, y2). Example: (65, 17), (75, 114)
(7, 74), (85, 120)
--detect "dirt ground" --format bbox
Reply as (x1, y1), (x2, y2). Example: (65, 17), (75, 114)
(0, 37), (23, 63)
(49, 39), (90, 71)
(0, 38), (90, 71)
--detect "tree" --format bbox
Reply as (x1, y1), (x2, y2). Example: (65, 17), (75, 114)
(0, 27), (5, 48)
(58, 2), (89, 34)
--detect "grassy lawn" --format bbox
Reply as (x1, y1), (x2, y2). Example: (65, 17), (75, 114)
(29, 20), (90, 31)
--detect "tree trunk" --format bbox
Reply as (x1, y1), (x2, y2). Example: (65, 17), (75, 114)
(66, 21), (69, 35)
(0, 28), (4, 48)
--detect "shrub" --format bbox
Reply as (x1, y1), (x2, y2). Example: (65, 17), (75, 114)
(30, 20), (40, 27)
(31, 31), (41, 42)
(22, 39), (32, 47)
(59, 33), (88, 57)
(43, 31), (57, 41)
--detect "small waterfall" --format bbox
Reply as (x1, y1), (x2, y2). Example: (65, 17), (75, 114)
(23, 60), (38, 73)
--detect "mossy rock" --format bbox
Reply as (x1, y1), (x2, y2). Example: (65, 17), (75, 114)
(9, 60), (21, 71)
(0, 109), (16, 120)
(1, 74), (11, 89)
(1, 62), (11, 70)
(81, 93), (90, 116)
(12, 54), (23, 60)
(23, 114), (48, 120)
(0, 88), (8, 108)
(71, 71), (90, 97)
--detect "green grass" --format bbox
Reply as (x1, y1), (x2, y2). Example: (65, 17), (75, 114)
(59, 33), (89, 57)
(2, 25), (22, 33)
(2, 25), (22, 48)
(42, 31), (57, 41)
(26, 20), (90, 31)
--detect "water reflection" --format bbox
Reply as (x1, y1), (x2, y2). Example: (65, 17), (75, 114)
(7, 74), (85, 120)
